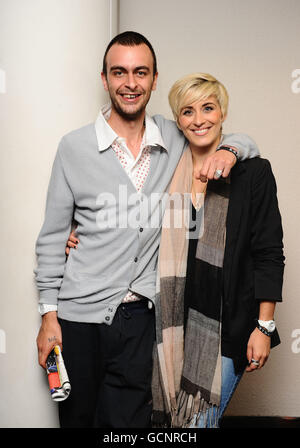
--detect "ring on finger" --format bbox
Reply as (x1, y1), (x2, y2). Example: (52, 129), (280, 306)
(251, 358), (260, 366)
(214, 169), (223, 179)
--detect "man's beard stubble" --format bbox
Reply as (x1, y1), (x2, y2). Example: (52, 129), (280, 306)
(110, 95), (145, 121)
(107, 82), (154, 121)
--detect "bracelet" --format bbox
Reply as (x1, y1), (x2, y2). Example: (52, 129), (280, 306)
(216, 145), (238, 160)
(255, 319), (273, 337)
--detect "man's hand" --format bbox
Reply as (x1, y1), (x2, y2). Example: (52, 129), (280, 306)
(66, 230), (79, 256)
(194, 149), (237, 182)
(246, 328), (271, 372)
(36, 312), (62, 369)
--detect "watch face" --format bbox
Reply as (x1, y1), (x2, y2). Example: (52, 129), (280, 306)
(268, 322), (276, 332)
(259, 320), (275, 332)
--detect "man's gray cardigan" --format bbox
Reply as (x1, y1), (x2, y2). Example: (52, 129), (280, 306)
(34, 115), (259, 324)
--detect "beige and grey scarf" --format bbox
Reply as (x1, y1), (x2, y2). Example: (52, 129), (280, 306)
(152, 147), (230, 428)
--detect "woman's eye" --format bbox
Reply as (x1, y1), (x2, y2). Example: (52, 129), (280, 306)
(182, 110), (192, 116)
(204, 106), (213, 112)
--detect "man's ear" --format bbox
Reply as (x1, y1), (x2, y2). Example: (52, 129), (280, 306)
(152, 72), (158, 91)
(101, 72), (109, 91)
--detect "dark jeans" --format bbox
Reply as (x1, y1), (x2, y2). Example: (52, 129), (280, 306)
(58, 300), (155, 428)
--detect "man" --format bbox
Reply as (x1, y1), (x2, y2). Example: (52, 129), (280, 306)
(35, 31), (259, 428)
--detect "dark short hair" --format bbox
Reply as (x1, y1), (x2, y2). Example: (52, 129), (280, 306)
(102, 31), (157, 77)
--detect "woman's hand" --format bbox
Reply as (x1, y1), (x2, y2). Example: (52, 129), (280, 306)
(246, 328), (271, 372)
(65, 229), (79, 256)
(194, 148), (237, 182)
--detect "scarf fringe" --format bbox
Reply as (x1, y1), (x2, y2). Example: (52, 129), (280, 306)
(171, 390), (220, 428)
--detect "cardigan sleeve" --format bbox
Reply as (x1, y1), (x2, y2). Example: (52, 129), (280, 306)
(250, 159), (285, 301)
(34, 138), (75, 305)
(221, 133), (260, 160)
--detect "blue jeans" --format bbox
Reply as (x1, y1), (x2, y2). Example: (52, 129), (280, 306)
(189, 356), (243, 428)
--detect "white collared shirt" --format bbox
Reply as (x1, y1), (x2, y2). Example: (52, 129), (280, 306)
(95, 103), (166, 192)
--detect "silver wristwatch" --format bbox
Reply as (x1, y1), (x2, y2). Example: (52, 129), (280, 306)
(258, 319), (276, 333)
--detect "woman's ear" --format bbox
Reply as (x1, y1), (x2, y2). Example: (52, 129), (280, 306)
(221, 112), (227, 124)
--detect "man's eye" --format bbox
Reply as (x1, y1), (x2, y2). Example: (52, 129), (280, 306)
(137, 71), (146, 76)
(113, 71), (123, 76)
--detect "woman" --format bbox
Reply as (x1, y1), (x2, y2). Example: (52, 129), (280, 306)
(150, 73), (284, 428)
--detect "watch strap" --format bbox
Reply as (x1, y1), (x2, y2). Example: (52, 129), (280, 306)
(216, 145), (238, 159)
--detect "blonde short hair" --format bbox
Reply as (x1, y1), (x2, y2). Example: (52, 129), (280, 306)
(168, 73), (229, 122)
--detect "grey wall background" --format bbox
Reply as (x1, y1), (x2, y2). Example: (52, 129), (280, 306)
(0, 0), (115, 428)
(0, 0), (299, 427)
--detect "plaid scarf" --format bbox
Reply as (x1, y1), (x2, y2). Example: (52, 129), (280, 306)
(152, 147), (230, 428)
